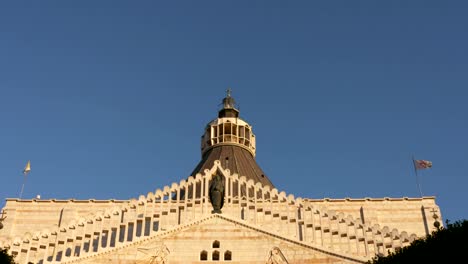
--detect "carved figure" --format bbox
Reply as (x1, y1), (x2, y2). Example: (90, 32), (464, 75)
(266, 247), (289, 264)
(209, 174), (225, 213)
(137, 243), (170, 264)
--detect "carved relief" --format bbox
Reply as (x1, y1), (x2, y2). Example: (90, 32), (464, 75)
(137, 242), (170, 264)
(266, 247), (288, 264)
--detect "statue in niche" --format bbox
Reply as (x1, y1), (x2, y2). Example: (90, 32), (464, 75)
(266, 247), (289, 264)
(209, 173), (225, 213)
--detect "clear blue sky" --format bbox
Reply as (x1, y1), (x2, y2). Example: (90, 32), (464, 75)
(1, 1), (467, 223)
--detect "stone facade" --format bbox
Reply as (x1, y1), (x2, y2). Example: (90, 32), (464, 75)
(0, 161), (441, 263)
(0, 92), (442, 263)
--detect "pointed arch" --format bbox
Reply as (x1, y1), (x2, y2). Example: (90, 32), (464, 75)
(212, 250), (220, 260)
(224, 250), (232, 261)
(212, 240), (220, 248)
(200, 250), (207, 261)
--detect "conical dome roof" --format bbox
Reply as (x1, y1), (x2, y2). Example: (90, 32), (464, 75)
(190, 90), (274, 190)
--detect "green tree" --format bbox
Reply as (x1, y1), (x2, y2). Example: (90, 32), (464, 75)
(0, 247), (16, 264)
(368, 220), (468, 264)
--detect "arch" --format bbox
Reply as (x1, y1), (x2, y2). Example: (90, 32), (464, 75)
(224, 250), (232, 261)
(146, 191), (154, 200)
(200, 250), (207, 261)
(196, 173), (204, 181)
(65, 247), (72, 257)
(212, 250), (220, 261)
(212, 240), (220, 248)
(154, 189), (163, 197)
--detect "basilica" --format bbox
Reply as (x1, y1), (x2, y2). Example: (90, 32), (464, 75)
(0, 92), (441, 263)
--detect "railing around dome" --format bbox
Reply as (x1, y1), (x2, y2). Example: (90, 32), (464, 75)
(202, 119), (256, 157)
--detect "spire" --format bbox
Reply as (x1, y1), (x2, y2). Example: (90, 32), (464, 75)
(218, 88), (239, 118)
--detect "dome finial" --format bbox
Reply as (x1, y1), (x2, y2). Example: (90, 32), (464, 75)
(219, 89), (239, 118)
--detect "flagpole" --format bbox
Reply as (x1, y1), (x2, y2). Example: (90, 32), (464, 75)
(20, 160), (31, 199)
(19, 173), (27, 199)
(412, 156), (423, 197)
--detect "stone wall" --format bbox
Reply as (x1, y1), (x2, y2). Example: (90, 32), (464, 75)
(306, 197), (441, 237)
(68, 215), (361, 264)
(0, 196), (440, 245)
(0, 161), (442, 263)
(0, 199), (127, 240)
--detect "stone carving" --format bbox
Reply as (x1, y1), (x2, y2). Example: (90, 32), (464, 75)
(266, 247), (289, 264)
(137, 243), (170, 264)
(209, 173), (225, 213)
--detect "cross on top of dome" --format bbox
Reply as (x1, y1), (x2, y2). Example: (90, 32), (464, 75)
(219, 88), (239, 118)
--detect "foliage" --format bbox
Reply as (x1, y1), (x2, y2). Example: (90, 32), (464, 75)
(0, 247), (16, 264)
(368, 219), (468, 264)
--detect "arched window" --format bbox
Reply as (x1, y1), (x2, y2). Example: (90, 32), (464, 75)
(224, 250), (232, 261)
(200, 250), (207, 261)
(65, 248), (72, 257)
(212, 250), (220, 261)
(212, 240), (220, 248)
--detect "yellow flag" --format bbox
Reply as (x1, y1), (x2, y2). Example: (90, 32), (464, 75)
(23, 160), (31, 175)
